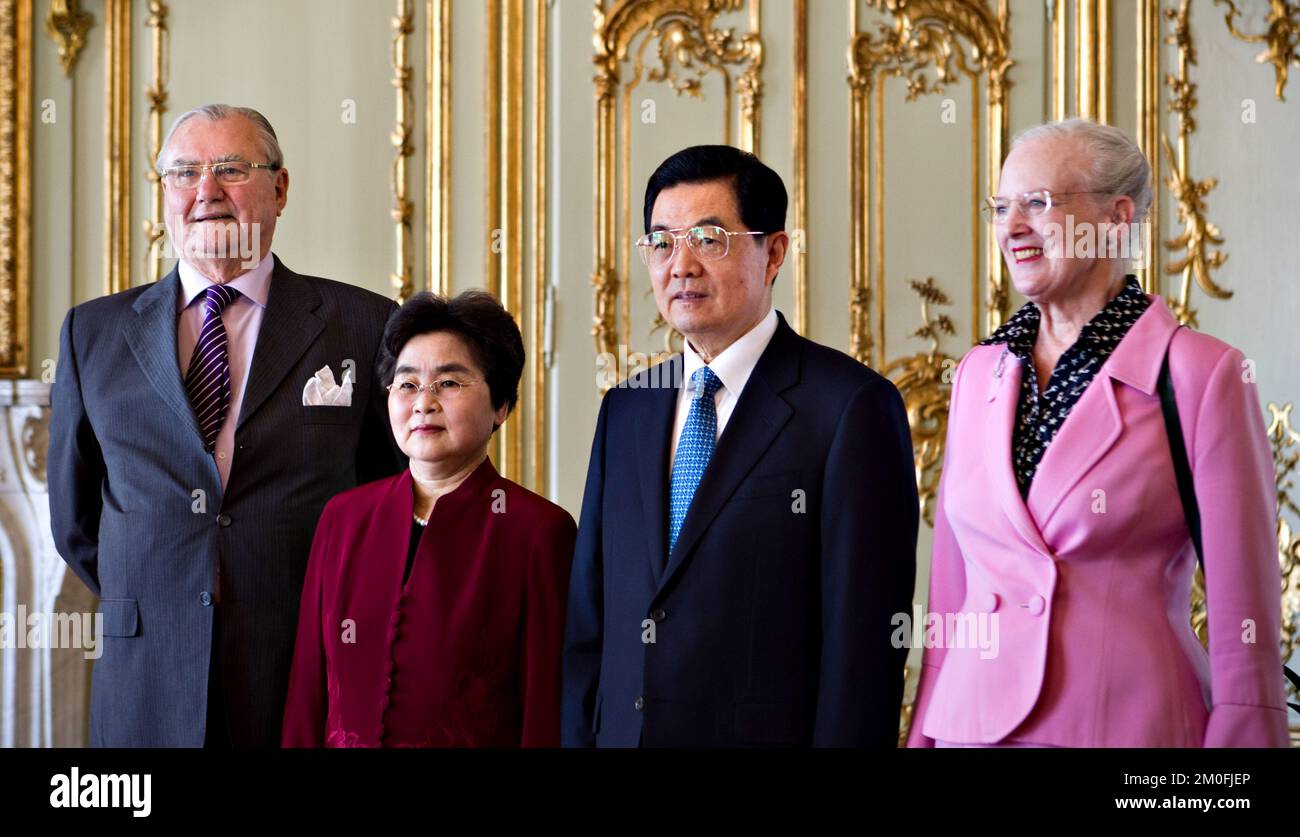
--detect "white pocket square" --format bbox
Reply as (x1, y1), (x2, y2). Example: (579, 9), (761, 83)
(302, 365), (354, 407)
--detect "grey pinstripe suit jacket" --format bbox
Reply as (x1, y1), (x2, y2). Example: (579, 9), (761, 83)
(48, 255), (404, 747)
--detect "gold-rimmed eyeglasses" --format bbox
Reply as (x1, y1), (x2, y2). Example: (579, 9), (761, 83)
(160, 160), (281, 190)
(634, 225), (769, 267)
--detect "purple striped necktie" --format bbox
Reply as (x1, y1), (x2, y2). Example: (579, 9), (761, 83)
(185, 284), (241, 451)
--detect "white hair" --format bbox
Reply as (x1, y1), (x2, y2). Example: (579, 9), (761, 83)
(155, 104), (284, 172)
(1012, 118), (1152, 223)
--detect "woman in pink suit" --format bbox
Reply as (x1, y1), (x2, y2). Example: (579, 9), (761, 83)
(907, 119), (1289, 748)
(282, 291), (576, 747)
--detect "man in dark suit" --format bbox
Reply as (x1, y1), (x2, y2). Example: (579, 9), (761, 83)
(562, 145), (918, 747)
(48, 104), (403, 747)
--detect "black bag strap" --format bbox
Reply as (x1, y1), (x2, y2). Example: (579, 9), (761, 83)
(1158, 335), (1300, 714)
(1158, 349), (1203, 561)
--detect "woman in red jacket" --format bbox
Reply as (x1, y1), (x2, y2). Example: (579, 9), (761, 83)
(282, 290), (575, 747)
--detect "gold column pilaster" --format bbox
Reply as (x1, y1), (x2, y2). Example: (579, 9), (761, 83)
(486, 0), (524, 480)
(530, 0), (548, 491)
(426, 0), (450, 296)
(104, 0), (130, 295)
(390, 0), (415, 303)
(792, 0), (807, 335)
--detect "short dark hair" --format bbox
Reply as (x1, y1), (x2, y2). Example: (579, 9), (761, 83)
(377, 290), (524, 416)
(642, 145), (787, 235)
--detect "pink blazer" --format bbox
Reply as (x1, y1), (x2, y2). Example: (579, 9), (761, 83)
(907, 297), (1289, 747)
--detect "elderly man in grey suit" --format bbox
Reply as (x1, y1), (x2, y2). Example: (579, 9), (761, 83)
(49, 104), (403, 747)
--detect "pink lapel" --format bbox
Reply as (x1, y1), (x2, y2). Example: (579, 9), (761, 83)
(1024, 296), (1180, 532)
(982, 347), (1054, 560)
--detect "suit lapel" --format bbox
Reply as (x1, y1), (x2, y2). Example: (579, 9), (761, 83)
(1027, 297), (1178, 529)
(634, 356), (680, 587)
(1025, 373), (1123, 527)
(124, 269), (206, 445)
(656, 319), (798, 597)
(983, 350), (1054, 559)
(236, 257), (325, 431)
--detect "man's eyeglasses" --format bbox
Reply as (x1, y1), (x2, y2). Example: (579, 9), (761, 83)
(634, 225), (769, 267)
(386, 378), (479, 403)
(981, 189), (1112, 224)
(160, 161), (281, 190)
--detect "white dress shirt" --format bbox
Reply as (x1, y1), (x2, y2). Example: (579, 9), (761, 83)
(669, 306), (779, 467)
(176, 256), (273, 490)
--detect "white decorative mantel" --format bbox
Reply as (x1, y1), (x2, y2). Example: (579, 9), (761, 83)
(0, 379), (93, 747)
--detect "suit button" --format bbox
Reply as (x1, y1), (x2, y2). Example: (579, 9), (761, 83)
(199, 592), (213, 606)
(1026, 595), (1046, 616)
(634, 696), (645, 711)
(216, 514), (232, 528)
(981, 593), (1000, 613)
(651, 608), (666, 622)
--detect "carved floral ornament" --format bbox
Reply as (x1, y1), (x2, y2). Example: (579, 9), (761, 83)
(850, 0), (1011, 101)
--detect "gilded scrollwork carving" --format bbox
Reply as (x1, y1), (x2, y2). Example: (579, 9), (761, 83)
(43, 0), (92, 76)
(848, 0), (1011, 373)
(1268, 403), (1300, 700)
(883, 278), (956, 527)
(1216, 0), (1300, 102)
(1162, 0), (1232, 329)
(850, 0), (1011, 103)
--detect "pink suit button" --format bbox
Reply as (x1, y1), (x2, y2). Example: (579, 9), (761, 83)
(982, 593), (1000, 613)
(1027, 595), (1046, 616)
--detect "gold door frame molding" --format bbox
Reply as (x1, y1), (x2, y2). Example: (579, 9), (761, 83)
(847, 0), (1012, 370)
(1216, 0), (1300, 103)
(1048, 0), (1113, 123)
(591, 0), (766, 367)
(0, 0), (31, 376)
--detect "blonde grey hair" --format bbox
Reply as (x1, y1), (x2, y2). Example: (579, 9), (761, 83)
(155, 104), (284, 172)
(1012, 118), (1152, 223)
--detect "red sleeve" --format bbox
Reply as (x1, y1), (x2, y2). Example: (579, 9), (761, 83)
(518, 507), (577, 747)
(281, 500), (337, 747)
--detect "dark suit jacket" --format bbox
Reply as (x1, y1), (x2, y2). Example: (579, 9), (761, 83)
(48, 255), (404, 747)
(562, 313), (918, 747)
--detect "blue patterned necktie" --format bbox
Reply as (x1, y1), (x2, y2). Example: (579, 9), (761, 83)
(185, 284), (241, 452)
(668, 366), (723, 555)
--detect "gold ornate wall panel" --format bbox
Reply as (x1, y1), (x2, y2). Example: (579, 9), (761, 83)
(848, 0), (1012, 374)
(0, 0), (30, 377)
(592, 0), (795, 371)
